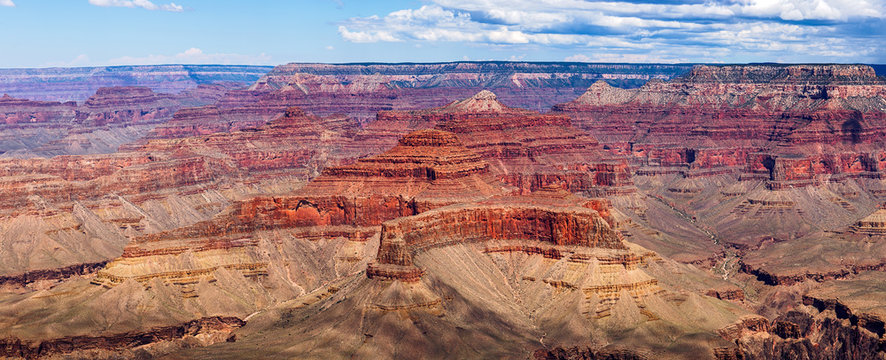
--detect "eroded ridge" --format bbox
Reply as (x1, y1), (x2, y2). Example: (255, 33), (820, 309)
(367, 188), (664, 318)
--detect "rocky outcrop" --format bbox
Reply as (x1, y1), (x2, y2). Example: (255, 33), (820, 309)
(367, 188), (665, 318)
(0, 261), (108, 288)
(717, 299), (886, 360)
(0, 316), (244, 359)
(74, 86), (179, 127)
(532, 347), (647, 360)
(850, 205), (886, 234)
(302, 129), (506, 200)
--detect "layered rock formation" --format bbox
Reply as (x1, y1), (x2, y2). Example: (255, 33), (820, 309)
(0, 85), (233, 157)
(244, 62), (693, 120)
(366, 188), (663, 319)
(176, 188), (747, 359)
(141, 89), (313, 140)
(360, 90), (634, 195)
(850, 205), (886, 234)
(0, 94), (76, 125)
(0, 316), (244, 359)
(6, 62), (886, 359)
(0, 106), (360, 280)
(555, 64), (886, 185)
(93, 129), (510, 290)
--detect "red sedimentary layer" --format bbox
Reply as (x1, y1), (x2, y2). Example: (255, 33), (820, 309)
(141, 89), (312, 140)
(129, 130), (504, 241)
(0, 94), (76, 125)
(98, 129), (510, 285)
(367, 191), (624, 281)
(0, 85), (233, 157)
(0, 106), (358, 218)
(358, 90), (634, 195)
(554, 64), (886, 186)
(74, 86), (180, 127)
(705, 287), (746, 302)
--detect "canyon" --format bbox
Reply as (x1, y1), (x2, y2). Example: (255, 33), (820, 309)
(0, 62), (885, 359)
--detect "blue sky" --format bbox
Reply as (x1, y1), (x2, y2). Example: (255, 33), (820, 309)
(0, 0), (884, 67)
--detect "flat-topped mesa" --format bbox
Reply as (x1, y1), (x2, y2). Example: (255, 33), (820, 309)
(0, 95), (76, 125)
(362, 91), (634, 194)
(680, 64), (884, 85)
(143, 89), (308, 140)
(322, 129), (489, 181)
(74, 86), (180, 127)
(299, 129), (508, 208)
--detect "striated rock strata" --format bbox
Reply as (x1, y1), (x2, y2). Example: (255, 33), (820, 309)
(360, 90), (634, 195)
(555, 64), (886, 186)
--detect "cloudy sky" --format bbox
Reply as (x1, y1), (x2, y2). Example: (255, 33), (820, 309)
(1, 0), (884, 67)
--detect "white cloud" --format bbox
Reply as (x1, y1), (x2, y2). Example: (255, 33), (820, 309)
(88, 0), (183, 12)
(108, 48), (272, 65)
(338, 26), (401, 42)
(434, 0), (884, 21)
(734, 0), (883, 21)
(0, 0), (15, 7)
(337, 0), (886, 62)
(565, 54), (591, 62)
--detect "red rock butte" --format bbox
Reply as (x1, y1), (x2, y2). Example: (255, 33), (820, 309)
(361, 90), (634, 195)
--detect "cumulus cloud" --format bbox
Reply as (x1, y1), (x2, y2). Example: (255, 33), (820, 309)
(337, 0), (886, 62)
(88, 0), (183, 12)
(0, 0), (15, 7)
(108, 48), (272, 65)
